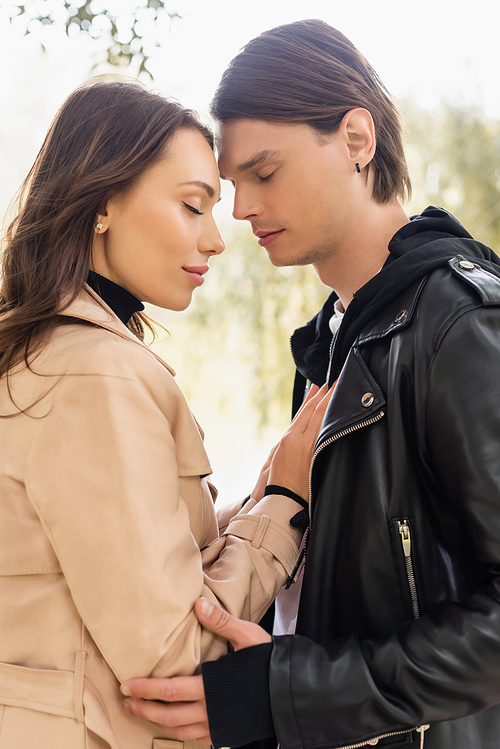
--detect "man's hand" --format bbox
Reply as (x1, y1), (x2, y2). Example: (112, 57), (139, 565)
(120, 598), (271, 742)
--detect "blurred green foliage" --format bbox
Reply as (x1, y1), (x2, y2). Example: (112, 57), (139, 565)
(7, 0), (180, 76)
(405, 101), (500, 249)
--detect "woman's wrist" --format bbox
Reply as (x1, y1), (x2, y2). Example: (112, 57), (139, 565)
(263, 484), (308, 508)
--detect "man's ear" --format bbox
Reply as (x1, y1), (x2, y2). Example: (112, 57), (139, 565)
(342, 108), (376, 171)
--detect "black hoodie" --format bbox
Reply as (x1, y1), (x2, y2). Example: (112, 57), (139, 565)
(291, 206), (500, 413)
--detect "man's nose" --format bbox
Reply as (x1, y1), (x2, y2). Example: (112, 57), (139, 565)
(232, 189), (262, 222)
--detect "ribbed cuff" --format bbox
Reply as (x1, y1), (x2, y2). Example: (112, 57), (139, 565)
(202, 643), (275, 747)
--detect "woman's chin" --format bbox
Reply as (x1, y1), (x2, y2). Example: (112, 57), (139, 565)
(147, 293), (194, 312)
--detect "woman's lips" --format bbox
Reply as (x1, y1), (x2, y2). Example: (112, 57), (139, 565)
(182, 265), (209, 286)
(256, 230), (285, 247)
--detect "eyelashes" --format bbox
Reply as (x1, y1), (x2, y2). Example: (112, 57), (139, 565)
(257, 172), (275, 183)
(183, 201), (204, 215)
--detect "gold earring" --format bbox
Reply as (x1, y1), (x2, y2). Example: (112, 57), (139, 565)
(95, 222), (103, 231)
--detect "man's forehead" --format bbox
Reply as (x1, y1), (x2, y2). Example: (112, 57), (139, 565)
(217, 121), (293, 177)
(223, 148), (281, 177)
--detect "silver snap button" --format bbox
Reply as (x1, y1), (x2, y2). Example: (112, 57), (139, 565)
(361, 392), (375, 408)
(458, 260), (475, 270)
(395, 310), (407, 324)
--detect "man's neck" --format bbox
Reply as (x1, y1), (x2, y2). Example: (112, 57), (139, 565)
(316, 200), (409, 310)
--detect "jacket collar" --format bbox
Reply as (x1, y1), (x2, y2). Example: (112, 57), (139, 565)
(356, 277), (428, 345)
(58, 286), (176, 377)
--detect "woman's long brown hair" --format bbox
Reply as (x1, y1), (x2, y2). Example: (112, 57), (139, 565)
(0, 77), (213, 383)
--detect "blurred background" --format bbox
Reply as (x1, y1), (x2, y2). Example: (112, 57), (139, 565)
(1, 0), (499, 501)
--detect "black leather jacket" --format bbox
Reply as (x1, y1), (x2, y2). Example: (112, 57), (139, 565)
(203, 209), (500, 749)
(272, 257), (500, 749)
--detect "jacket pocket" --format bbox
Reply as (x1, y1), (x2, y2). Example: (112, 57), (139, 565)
(0, 659), (118, 749)
(0, 705), (87, 749)
(391, 517), (426, 620)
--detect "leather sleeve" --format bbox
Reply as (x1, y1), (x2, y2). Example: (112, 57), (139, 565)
(268, 305), (500, 749)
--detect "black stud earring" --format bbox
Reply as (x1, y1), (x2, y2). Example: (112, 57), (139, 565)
(355, 163), (361, 173)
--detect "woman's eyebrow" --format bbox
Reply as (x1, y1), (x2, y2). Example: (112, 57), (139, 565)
(178, 180), (216, 198)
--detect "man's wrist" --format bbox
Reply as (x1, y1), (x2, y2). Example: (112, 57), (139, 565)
(202, 642), (275, 747)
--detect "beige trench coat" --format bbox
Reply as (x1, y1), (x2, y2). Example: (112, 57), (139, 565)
(0, 289), (302, 749)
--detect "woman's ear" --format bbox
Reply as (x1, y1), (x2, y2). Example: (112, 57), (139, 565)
(342, 108), (376, 172)
(94, 204), (109, 234)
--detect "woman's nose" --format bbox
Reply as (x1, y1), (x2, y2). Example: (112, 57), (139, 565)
(201, 219), (225, 256)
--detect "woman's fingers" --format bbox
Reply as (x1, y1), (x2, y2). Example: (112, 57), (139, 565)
(267, 383), (335, 499)
(289, 383), (330, 434)
(251, 442), (279, 501)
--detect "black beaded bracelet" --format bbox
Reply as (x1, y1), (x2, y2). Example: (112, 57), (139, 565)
(263, 484), (308, 509)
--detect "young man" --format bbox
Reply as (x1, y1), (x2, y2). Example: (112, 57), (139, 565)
(122, 20), (500, 749)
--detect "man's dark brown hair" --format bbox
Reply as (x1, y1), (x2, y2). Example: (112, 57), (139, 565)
(210, 19), (411, 204)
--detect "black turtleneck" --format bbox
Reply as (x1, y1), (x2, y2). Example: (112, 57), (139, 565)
(86, 271), (144, 325)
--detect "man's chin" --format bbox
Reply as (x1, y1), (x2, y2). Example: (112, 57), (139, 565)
(267, 249), (322, 268)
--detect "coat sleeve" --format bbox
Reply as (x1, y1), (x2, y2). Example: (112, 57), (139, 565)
(204, 303), (500, 749)
(25, 339), (302, 683)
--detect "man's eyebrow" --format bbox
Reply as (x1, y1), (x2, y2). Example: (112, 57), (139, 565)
(236, 149), (281, 173)
(178, 180), (217, 199)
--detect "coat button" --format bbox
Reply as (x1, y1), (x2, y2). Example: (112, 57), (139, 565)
(361, 392), (375, 408)
(458, 260), (475, 270)
(395, 310), (407, 323)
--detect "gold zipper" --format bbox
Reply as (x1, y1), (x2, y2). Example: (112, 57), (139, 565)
(398, 520), (420, 620)
(286, 411), (386, 586)
(336, 723), (430, 748)
(287, 411), (385, 587)
(294, 413), (431, 748)
(308, 411), (386, 529)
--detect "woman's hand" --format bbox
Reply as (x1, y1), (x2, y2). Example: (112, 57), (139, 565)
(268, 382), (334, 502)
(251, 384), (326, 502)
(250, 443), (278, 502)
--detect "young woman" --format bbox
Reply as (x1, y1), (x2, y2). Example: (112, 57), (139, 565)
(0, 78), (328, 749)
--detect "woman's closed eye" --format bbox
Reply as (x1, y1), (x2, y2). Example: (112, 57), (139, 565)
(183, 201), (204, 215)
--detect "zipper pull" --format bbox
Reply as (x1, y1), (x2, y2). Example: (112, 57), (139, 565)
(416, 724), (430, 748)
(398, 521), (411, 557)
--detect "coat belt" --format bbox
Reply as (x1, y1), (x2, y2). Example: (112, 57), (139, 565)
(0, 656), (119, 748)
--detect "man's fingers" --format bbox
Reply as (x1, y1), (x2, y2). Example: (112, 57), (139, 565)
(123, 697), (206, 726)
(121, 675), (204, 702)
(123, 698), (210, 742)
(194, 598), (271, 651)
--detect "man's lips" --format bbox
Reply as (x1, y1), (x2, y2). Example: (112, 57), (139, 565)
(254, 229), (285, 247)
(182, 265), (209, 286)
